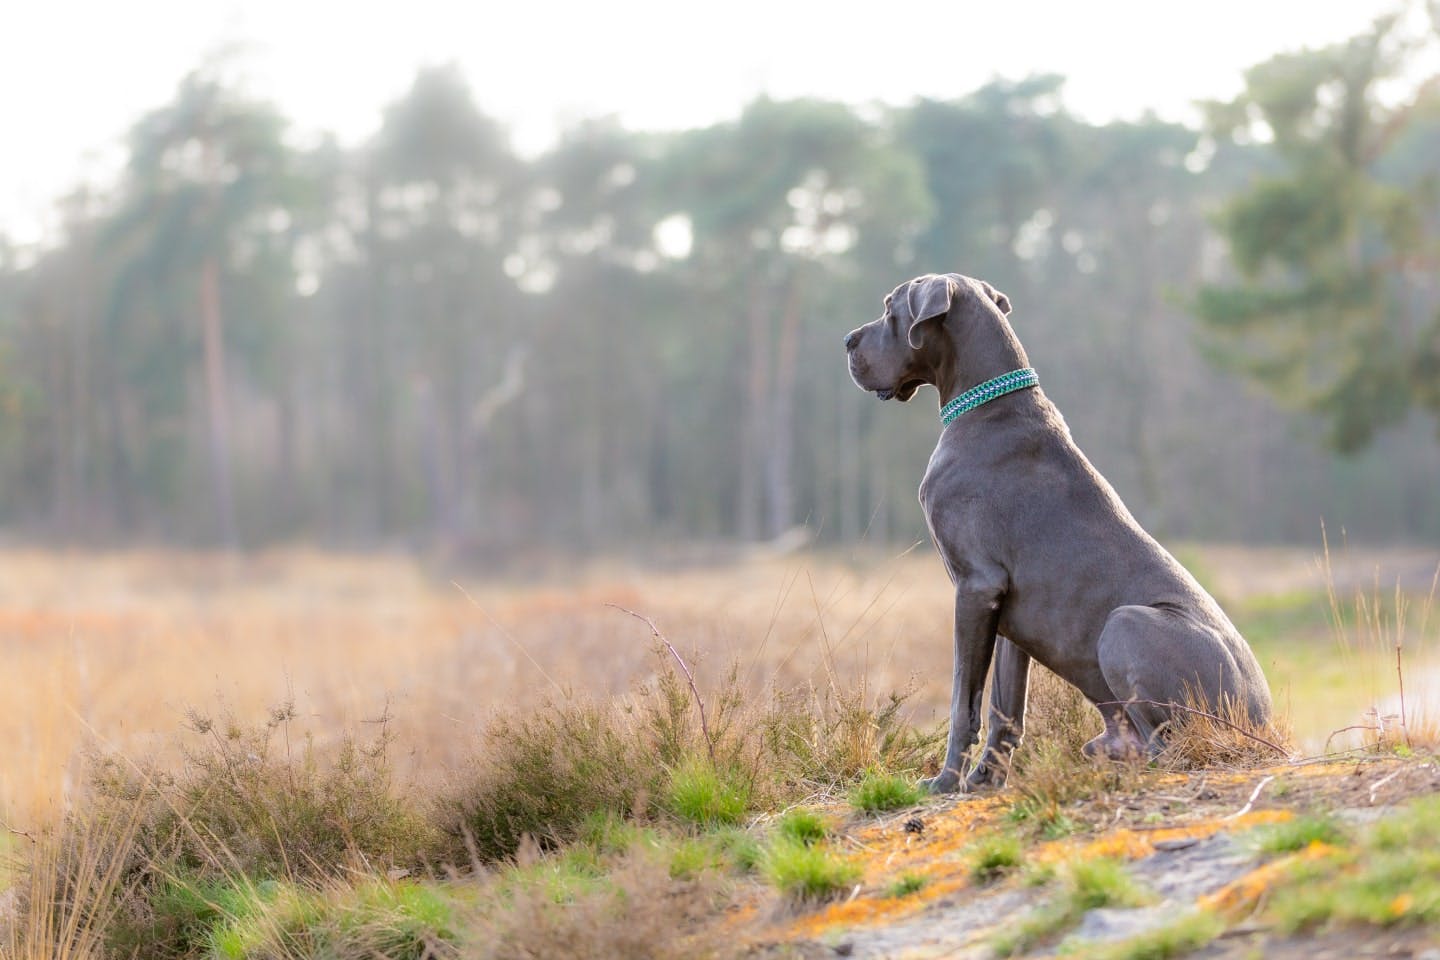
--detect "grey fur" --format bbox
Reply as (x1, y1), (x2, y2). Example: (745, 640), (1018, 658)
(844, 272), (1272, 792)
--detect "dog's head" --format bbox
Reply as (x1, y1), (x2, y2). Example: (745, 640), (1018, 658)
(844, 273), (1012, 401)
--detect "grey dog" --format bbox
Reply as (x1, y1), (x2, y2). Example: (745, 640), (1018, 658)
(844, 272), (1272, 793)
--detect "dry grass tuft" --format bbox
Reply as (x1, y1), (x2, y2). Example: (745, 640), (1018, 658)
(1015, 667), (1101, 761)
(470, 851), (734, 960)
(1156, 692), (1294, 770)
(5, 798), (145, 960)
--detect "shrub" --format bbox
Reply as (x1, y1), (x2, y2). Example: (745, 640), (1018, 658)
(22, 704), (438, 960)
(760, 682), (943, 791)
(665, 837), (727, 880)
(119, 704), (437, 880)
(199, 878), (458, 960)
(442, 694), (666, 862)
(444, 646), (937, 860)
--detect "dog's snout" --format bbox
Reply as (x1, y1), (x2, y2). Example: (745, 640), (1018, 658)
(844, 329), (862, 352)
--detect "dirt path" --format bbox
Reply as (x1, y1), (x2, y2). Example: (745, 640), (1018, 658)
(756, 759), (1440, 959)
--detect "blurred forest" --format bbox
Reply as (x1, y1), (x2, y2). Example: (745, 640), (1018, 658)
(1, 15), (1438, 556)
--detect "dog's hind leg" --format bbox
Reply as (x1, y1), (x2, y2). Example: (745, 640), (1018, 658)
(1088, 605), (1191, 757)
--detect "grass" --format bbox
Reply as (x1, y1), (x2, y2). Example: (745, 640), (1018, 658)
(1065, 909), (1224, 960)
(885, 872), (928, 898)
(666, 758), (751, 828)
(967, 832), (1024, 883)
(1261, 793), (1440, 931)
(7, 598), (939, 956)
(775, 809), (828, 846)
(992, 858), (1154, 956)
(206, 878), (459, 960)
(760, 837), (861, 905)
(6, 544), (1440, 956)
(848, 770), (922, 814)
(708, 827), (763, 873)
(1249, 814), (1348, 854)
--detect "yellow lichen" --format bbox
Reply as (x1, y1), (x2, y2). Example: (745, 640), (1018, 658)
(1197, 841), (1336, 916)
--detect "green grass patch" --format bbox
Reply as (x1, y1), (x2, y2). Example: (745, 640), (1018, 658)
(1066, 909), (1224, 960)
(1250, 796), (1440, 933)
(1250, 813), (1347, 854)
(967, 832), (1024, 883)
(666, 757), (751, 828)
(709, 826), (763, 873)
(665, 835), (727, 880)
(848, 770), (922, 814)
(498, 844), (611, 905)
(992, 858), (1153, 955)
(885, 872), (928, 898)
(1007, 797), (1080, 839)
(761, 838), (861, 904)
(775, 808), (828, 846)
(205, 878), (458, 960)
(576, 809), (655, 857)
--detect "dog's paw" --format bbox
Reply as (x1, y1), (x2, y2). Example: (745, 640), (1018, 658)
(919, 773), (961, 795)
(963, 764), (1006, 792)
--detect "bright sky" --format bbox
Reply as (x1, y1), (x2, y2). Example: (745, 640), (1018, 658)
(0, 0), (1411, 245)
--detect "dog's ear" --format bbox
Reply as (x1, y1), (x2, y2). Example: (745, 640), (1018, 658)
(980, 280), (1012, 315)
(905, 274), (959, 349)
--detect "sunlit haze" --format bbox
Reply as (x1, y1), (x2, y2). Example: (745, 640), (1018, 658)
(0, 0), (1409, 244)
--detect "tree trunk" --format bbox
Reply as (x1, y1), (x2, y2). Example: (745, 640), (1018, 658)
(737, 280), (771, 540)
(838, 386), (860, 542)
(765, 277), (804, 539)
(200, 255), (239, 548)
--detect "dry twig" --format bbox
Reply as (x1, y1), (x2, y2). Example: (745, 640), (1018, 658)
(1097, 699), (1291, 757)
(1368, 766), (1406, 804)
(609, 604), (717, 765)
(1223, 775), (1275, 820)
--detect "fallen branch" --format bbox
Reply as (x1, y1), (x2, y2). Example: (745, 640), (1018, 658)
(1368, 766), (1406, 805)
(1097, 699), (1291, 757)
(1224, 775), (1275, 820)
(609, 604), (716, 765)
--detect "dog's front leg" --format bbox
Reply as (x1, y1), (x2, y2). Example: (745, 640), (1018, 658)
(921, 586), (1003, 794)
(965, 637), (1031, 789)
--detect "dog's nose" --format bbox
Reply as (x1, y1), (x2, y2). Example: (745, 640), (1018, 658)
(844, 330), (861, 352)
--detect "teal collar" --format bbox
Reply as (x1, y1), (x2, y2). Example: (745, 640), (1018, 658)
(940, 368), (1038, 425)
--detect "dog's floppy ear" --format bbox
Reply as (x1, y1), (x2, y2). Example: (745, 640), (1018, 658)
(905, 274), (959, 349)
(980, 280), (1012, 315)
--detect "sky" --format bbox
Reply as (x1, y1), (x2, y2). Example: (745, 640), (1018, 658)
(0, 0), (1414, 245)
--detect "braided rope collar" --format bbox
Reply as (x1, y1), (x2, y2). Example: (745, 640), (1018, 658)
(939, 367), (1038, 425)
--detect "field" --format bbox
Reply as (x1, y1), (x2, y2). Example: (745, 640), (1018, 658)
(3, 541), (1437, 831)
(4, 542), (1440, 959)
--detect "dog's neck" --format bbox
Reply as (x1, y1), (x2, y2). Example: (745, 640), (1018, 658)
(930, 309), (1031, 409)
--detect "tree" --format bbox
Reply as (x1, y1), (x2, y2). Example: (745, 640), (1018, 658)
(1195, 14), (1440, 452)
(103, 66), (311, 545)
(664, 98), (930, 539)
(359, 65), (524, 546)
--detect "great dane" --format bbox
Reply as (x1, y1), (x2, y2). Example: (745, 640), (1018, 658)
(844, 272), (1272, 793)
